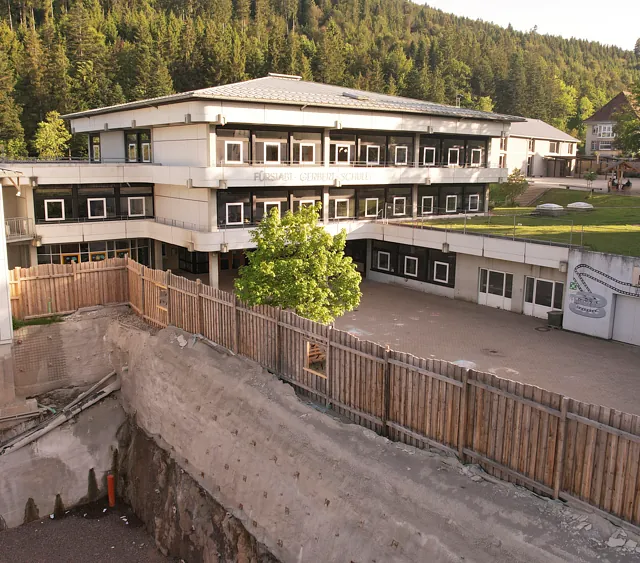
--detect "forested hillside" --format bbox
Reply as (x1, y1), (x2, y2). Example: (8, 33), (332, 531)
(1, 0), (638, 157)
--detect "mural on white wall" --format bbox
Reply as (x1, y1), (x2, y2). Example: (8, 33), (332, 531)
(569, 263), (640, 319)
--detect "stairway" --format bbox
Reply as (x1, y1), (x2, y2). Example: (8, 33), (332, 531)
(514, 184), (549, 207)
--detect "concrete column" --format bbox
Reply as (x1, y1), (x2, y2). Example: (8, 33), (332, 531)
(208, 251), (219, 289)
(322, 186), (330, 224)
(209, 125), (216, 167)
(365, 239), (372, 277)
(0, 344), (15, 407)
(323, 129), (331, 167)
(413, 133), (420, 167)
(153, 239), (163, 270)
(208, 189), (218, 232)
(411, 184), (418, 219)
(28, 244), (37, 268)
(484, 186), (490, 213)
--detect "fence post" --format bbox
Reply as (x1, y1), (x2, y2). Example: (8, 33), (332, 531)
(140, 265), (146, 320)
(458, 369), (469, 462)
(325, 326), (333, 409)
(71, 261), (78, 311)
(232, 294), (239, 353)
(165, 269), (171, 327)
(196, 279), (203, 335)
(382, 345), (391, 437)
(276, 306), (282, 374)
(553, 397), (569, 499)
(14, 267), (21, 320)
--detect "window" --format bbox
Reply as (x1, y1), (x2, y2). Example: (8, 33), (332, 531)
(45, 199), (65, 221)
(87, 198), (107, 219)
(499, 154), (507, 168)
(601, 124), (613, 138)
(305, 341), (327, 379)
(127, 141), (137, 162)
(447, 148), (460, 166)
(140, 132), (151, 163)
(592, 125), (600, 136)
(128, 196), (146, 217)
(549, 142), (559, 153)
(394, 146), (408, 166)
(226, 202), (244, 225)
(366, 145), (380, 165)
(299, 143), (315, 164)
(90, 134), (101, 162)
(263, 201), (281, 217)
(528, 138), (535, 152)
(404, 256), (418, 277)
(421, 196), (433, 215)
(470, 148), (482, 167)
(365, 198), (379, 218)
(393, 197), (406, 216)
(126, 130), (151, 163)
(468, 194), (480, 212)
(488, 271), (505, 296)
(433, 261), (449, 283)
(525, 277), (564, 310)
(554, 282), (564, 309)
(225, 141), (243, 164)
(299, 200), (315, 209)
(446, 195), (457, 213)
(377, 251), (390, 271)
(334, 199), (349, 218)
(423, 147), (436, 166)
(591, 141), (599, 151)
(335, 144), (350, 164)
(599, 142), (612, 150)
(264, 142), (281, 164)
(500, 137), (508, 151)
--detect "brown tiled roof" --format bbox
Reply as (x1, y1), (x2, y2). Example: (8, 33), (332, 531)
(585, 91), (640, 123)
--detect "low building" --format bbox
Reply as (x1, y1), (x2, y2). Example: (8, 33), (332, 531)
(499, 118), (578, 177)
(584, 91), (640, 157)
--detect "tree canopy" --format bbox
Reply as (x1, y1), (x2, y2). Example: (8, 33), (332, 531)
(613, 87), (640, 157)
(0, 0), (638, 155)
(33, 111), (71, 159)
(234, 204), (361, 324)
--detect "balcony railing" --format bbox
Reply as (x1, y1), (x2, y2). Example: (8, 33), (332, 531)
(35, 215), (154, 225)
(5, 217), (35, 241)
(216, 158), (498, 169)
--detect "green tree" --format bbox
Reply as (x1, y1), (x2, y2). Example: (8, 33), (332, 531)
(0, 46), (25, 152)
(234, 204), (362, 324)
(476, 96), (494, 112)
(33, 111), (71, 159)
(613, 107), (640, 157)
(491, 168), (529, 206)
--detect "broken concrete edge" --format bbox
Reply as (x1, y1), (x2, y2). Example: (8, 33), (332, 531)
(116, 416), (279, 562)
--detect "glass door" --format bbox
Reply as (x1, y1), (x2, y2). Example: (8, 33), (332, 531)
(523, 277), (564, 318)
(478, 268), (513, 311)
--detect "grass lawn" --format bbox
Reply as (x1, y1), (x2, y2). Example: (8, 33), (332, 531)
(420, 189), (640, 256)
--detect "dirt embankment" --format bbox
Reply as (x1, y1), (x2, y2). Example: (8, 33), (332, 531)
(107, 322), (638, 563)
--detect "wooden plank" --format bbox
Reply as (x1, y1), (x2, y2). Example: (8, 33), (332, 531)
(567, 412), (640, 445)
(553, 397), (569, 499)
(469, 379), (562, 417)
(458, 369), (469, 460)
(330, 340), (386, 364)
(388, 359), (463, 388)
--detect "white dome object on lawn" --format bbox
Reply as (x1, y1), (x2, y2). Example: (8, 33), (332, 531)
(567, 202), (594, 210)
(536, 203), (563, 210)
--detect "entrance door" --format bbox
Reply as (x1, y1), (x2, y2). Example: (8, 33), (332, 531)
(612, 295), (640, 346)
(523, 277), (564, 318)
(478, 269), (513, 310)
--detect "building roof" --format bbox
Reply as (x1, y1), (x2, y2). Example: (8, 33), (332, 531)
(62, 74), (524, 123)
(584, 91), (640, 123)
(601, 161), (640, 173)
(508, 118), (578, 142)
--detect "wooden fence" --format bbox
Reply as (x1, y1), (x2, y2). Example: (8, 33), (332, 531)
(7, 258), (640, 529)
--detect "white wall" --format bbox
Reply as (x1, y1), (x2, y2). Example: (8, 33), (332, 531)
(152, 124), (209, 167)
(101, 131), (125, 162)
(506, 137), (529, 175)
(0, 187), (13, 346)
(367, 269), (455, 298)
(154, 183), (210, 230)
(563, 249), (640, 340)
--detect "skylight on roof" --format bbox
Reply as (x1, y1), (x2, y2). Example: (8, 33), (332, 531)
(267, 73), (302, 81)
(343, 92), (370, 101)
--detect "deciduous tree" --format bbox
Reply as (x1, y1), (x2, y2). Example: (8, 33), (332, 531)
(234, 204), (362, 324)
(33, 111), (71, 159)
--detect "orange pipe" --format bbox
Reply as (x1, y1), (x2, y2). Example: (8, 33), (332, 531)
(107, 474), (116, 507)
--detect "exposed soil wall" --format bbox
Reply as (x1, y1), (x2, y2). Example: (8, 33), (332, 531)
(117, 419), (279, 563)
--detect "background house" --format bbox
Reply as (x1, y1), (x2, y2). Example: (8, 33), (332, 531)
(499, 118), (578, 178)
(584, 91), (640, 157)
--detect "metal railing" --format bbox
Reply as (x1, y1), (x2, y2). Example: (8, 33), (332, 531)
(154, 216), (209, 232)
(5, 217), (35, 241)
(35, 215), (153, 225)
(216, 157), (501, 169)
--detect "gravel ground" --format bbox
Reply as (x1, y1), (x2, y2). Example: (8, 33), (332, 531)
(0, 500), (172, 563)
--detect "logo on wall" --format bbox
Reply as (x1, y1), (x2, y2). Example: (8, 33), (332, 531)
(569, 263), (640, 319)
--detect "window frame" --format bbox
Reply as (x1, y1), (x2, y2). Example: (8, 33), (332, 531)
(263, 201), (281, 217)
(299, 142), (315, 165)
(334, 143), (351, 164)
(404, 256), (418, 278)
(467, 194), (480, 212)
(224, 140), (244, 164)
(44, 199), (66, 222)
(334, 198), (350, 218)
(127, 142), (138, 163)
(421, 195), (434, 215)
(128, 196), (146, 218)
(366, 145), (380, 166)
(87, 197), (107, 219)
(447, 147), (460, 167)
(601, 124), (613, 138)
(90, 134), (101, 163)
(394, 145), (408, 166)
(141, 141), (152, 163)
(377, 250), (391, 271)
(445, 195), (458, 213)
(528, 138), (535, 152)
(263, 141), (281, 164)
(470, 148), (482, 167)
(392, 196), (407, 216)
(225, 202), (245, 225)
(433, 261), (450, 284)
(298, 199), (316, 209)
(364, 197), (379, 218)
(549, 141), (559, 154)
(423, 146), (436, 166)
(599, 142), (612, 150)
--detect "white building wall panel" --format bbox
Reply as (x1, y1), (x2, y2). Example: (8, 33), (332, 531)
(101, 131), (125, 162)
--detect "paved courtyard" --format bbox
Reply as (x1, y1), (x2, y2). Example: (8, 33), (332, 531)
(335, 280), (640, 415)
